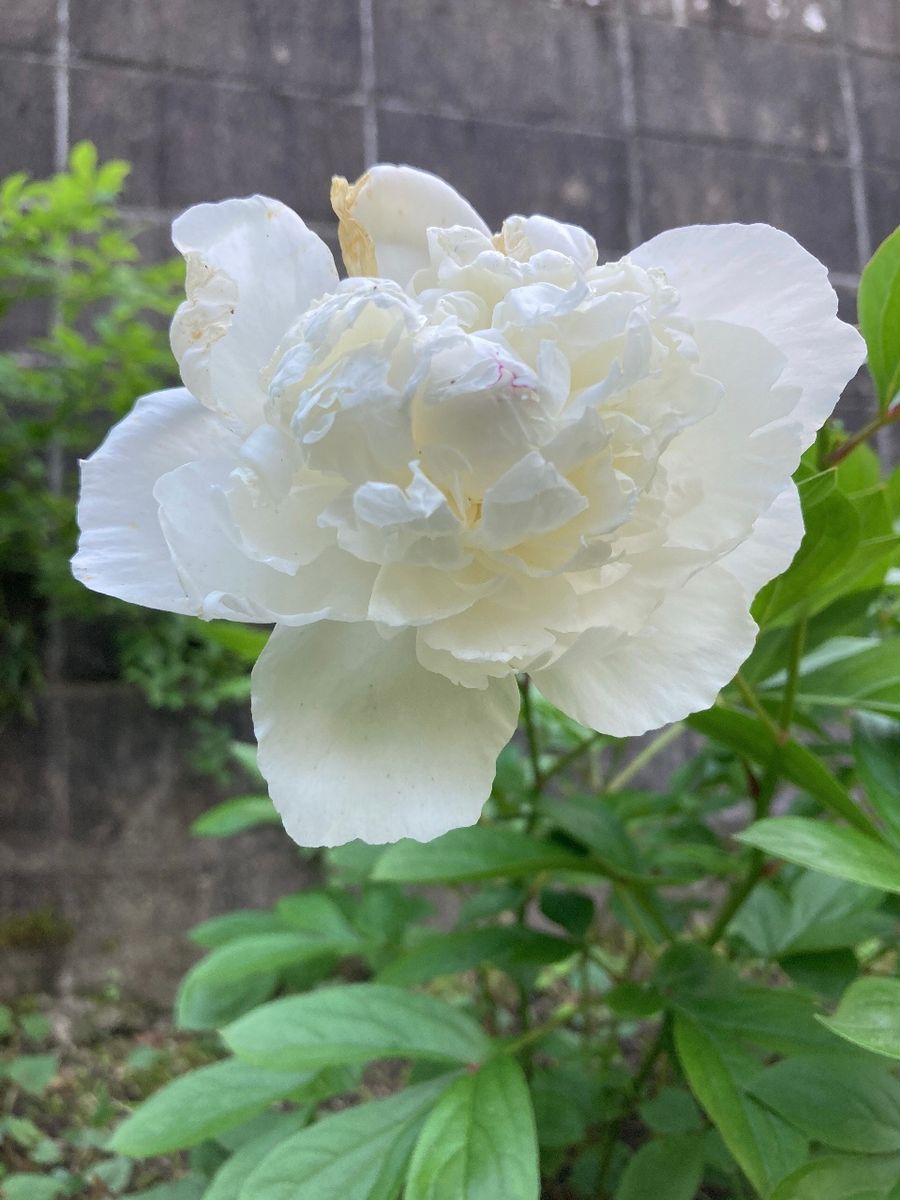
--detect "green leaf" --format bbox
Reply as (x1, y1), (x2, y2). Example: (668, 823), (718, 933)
(539, 889), (594, 939)
(738, 817), (900, 894)
(275, 891), (360, 944)
(674, 1015), (806, 1196)
(191, 795), (280, 837)
(223, 984), (491, 1071)
(771, 638), (900, 718)
(859, 225), (900, 411)
(378, 927), (574, 987)
(688, 707), (876, 835)
(0, 1178), (69, 1200)
(183, 931), (352, 989)
(175, 971), (276, 1033)
(188, 910), (285, 949)
(615, 1134), (704, 1200)
(405, 1056), (539, 1200)
(373, 826), (587, 884)
(3, 1053), (58, 1096)
(817, 977), (900, 1060)
(638, 1088), (703, 1135)
(770, 1153), (900, 1200)
(110, 1059), (321, 1156)
(239, 1076), (454, 1200)
(535, 795), (640, 876)
(855, 714), (900, 846)
(749, 1054), (900, 1154)
(122, 1178), (206, 1200)
(203, 1112), (310, 1200)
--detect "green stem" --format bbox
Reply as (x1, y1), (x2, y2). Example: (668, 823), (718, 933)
(519, 675), (542, 797)
(539, 730), (605, 788)
(734, 671), (781, 739)
(606, 723), (684, 792)
(822, 404), (900, 468)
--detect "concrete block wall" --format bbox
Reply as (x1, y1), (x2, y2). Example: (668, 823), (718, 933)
(0, 0), (897, 1000)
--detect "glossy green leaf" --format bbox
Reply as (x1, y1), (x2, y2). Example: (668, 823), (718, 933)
(688, 707), (876, 834)
(859, 225), (900, 411)
(818, 977), (900, 1060)
(191, 795), (280, 837)
(378, 926), (573, 986)
(239, 1076), (454, 1200)
(110, 1059), (318, 1156)
(748, 1054), (900, 1153)
(373, 826), (586, 884)
(770, 1152), (900, 1200)
(738, 817), (900, 894)
(203, 1112), (311, 1200)
(615, 1134), (704, 1200)
(674, 1015), (806, 1196)
(405, 1056), (539, 1200)
(855, 714), (900, 846)
(223, 984), (491, 1071)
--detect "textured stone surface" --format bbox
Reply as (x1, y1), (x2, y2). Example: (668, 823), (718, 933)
(374, 0), (622, 130)
(378, 111), (630, 255)
(69, 0), (361, 96)
(855, 53), (900, 166)
(0, 59), (56, 179)
(631, 18), (846, 154)
(633, 0), (833, 40)
(70, 66), (365, 213)
(845, 0), (900, 54)
(0, 0), (57, 52)
(866, 169), (900, 250)
(639, 136), (859, 272)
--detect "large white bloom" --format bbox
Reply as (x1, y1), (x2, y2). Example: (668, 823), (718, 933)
(73, 165), (864, 846)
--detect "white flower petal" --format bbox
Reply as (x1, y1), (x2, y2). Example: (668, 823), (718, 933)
(499, 214), (598, 272)
(535, 565), (757, 737)
(331, 164), (490, 286)
(171, 196), (338, 431)
(72, 388), (237, 614)
(154, 458), (376, 624)
(252, 623), (520, 845)
(721, 481), (804, 601)
(630, 223), (865, 448)
(479, 451), (588, 551)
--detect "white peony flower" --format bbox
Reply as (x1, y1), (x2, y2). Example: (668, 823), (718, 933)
(73, 165), (865, 846)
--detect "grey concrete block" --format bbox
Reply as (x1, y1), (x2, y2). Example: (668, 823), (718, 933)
(845, 0), (900, 54)
(854, 53), (900, 166)
(0, 707), (56, 840)
(374, 0), (623, 131)
(630, 0), (833, 40)
(378, 111), (630, 256)
(866, 168), (900, 251)
(0, 0), (57, 52)
(0, 58), (56, 179)
(70, 0), (361, 97)
(70, 65), (364, 216)
(639, 136), (859, 272)
(631, 18), (847, 154)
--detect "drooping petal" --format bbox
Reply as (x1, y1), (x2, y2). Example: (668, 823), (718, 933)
(171, 196), (338, 431)
(251, 622), (520, 845)
(72, 388), (238, 614)
(535, 566), (757, 737)
(331, 165), (490, 286)
(720, 481), (804, 601)
(154, 458), (376, 624)
(630, 223), (865, 448)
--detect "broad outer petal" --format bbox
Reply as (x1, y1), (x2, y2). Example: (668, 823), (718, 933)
(252, 622), (520, 845)
(331, 164), (490, 286)
(534, 565), (757, 737)
(630, 223), (865, 449)
(171, 196), (338, 431)
(72, 387), (238, 614)
(720, 481), (804, 601)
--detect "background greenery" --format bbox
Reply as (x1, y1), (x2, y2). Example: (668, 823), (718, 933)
(1, 151), (899, 1200)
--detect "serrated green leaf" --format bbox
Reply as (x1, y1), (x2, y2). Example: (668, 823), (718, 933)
(405, 1056), (539, 1200)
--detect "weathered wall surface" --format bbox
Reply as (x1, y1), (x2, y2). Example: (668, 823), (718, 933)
(1, 0), (898, 1000)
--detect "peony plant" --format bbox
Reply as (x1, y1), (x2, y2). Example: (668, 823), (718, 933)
(74, 195), (900, 1199)
(73, 165), (865, 847)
